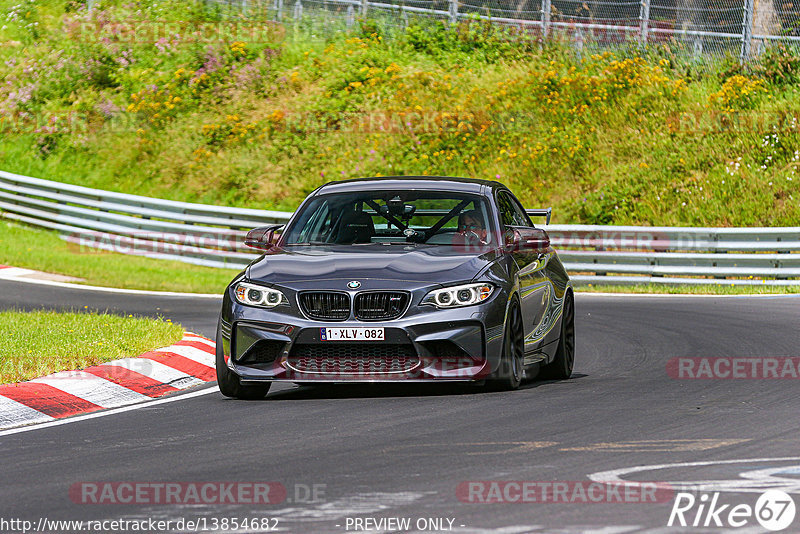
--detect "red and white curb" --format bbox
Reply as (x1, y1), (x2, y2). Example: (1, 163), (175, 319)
(0, 333), (217, 430)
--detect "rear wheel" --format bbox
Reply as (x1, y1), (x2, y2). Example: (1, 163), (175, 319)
(541, 291), (575, 380)
(216, 327), (271, 400)
(488, 302), (524, 391)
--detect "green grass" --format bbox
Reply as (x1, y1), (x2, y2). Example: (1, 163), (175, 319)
(0, 310), (184, 383)
(0, 221), (236, 293)
(575, 283), (800, 295)
(1, 0), (799, 225)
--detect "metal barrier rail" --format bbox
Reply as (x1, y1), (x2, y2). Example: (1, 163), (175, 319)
(0, 170), (290, 270)
(1, 171), (798, 284)
(550, 225), (800, 286)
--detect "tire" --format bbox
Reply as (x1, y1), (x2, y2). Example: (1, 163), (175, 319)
(216, 327), (271, 400)
(488, 302), (524, 391)
(541, 291), (575, 380)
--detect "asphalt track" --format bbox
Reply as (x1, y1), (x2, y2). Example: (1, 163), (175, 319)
(2, 278), (800, 533)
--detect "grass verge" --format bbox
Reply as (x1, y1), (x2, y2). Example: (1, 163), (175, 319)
(0, 310), (184, 383)
(0, 221), (237, 293)
(575, 283), (800, 295)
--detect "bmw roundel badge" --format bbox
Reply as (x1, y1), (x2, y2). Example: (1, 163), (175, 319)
(347, 280), (361, 289)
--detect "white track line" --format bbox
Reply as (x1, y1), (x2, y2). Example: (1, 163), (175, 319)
(0, 386), (219, 437)
(0, 275), (222, 298)
(101, 359), (206, 389)
(0, 396), (54, 428)
(31, 371), (150, 408)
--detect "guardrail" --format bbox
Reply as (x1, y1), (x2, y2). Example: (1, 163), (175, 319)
(0, 170), (290, 270)
(1, 171), (799, 285)
(550, 225), (800, 286)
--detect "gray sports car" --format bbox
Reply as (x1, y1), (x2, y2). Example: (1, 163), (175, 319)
(216, 177), (574, 398)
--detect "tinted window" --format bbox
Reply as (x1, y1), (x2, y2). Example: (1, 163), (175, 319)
(283, 191), (492, 246)
(497, 191), (531, 227)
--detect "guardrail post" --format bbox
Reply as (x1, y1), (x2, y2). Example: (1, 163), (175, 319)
(449, 0), (458, 24)
(740, 0), (754, 63)
(638, 0), (650, 47)
(541, 0), (552, 39)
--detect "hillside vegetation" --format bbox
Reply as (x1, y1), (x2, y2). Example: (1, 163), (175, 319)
(1, 0), (800, 225)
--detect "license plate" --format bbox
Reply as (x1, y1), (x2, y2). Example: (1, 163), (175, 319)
(320, 327), (384, 341)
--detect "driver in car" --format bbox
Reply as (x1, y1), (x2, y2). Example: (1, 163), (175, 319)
(453, 210), (489, 249)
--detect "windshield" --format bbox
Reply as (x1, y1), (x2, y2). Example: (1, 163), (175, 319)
(282, 191), (493, 247)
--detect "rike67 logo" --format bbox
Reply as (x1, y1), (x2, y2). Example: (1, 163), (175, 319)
(668, 490), (796, 531)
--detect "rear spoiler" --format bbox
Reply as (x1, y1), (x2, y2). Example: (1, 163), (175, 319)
(526, 208), (552, 225)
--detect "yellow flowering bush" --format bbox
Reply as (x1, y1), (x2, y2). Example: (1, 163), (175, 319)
(709, 75), (766, 111)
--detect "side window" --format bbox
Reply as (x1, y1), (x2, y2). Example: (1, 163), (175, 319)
(508, 193), (533, 227)
(295, 201), (333, 243)
(497, 191), (531, 227)
(496, 192), (515, 227)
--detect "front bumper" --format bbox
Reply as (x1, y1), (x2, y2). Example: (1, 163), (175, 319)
(219, 287), (507, 383)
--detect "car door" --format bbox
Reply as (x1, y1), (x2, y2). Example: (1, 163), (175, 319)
(496, 190), (553, 359)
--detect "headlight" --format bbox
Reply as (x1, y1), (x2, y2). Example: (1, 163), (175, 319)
(234, 282), (287, 308)
(422, 283), (494, 309)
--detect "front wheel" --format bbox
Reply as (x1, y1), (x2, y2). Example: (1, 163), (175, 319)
(216, 327), (271, 400)
(488, 302), (524, 391)
(541, 291), (575, 380)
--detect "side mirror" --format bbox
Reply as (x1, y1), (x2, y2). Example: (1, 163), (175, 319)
(505, 227), (550, 253)
(244, 225), (283, 251)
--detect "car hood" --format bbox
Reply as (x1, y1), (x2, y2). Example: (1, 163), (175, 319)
(247, 244), (500, 289)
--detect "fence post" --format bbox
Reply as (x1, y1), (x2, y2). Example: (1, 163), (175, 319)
(347, 5), (355, 27)
(276, 0), (283, 21)
(542, 0), (552, 39)
(294, 0), (303, 21)
(638, 0), (650, 47)
(574, 27), (584, 62)
(361, 0), (368, 17)
(740, 0), (754, 62)
(449, 0), (458, 24)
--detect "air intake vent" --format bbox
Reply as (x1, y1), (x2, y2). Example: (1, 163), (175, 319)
(287, 344), (419, 375)
(299, 292), (350, 321)
(238, 340), (285, 364)
(354, 292), (409, 321)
